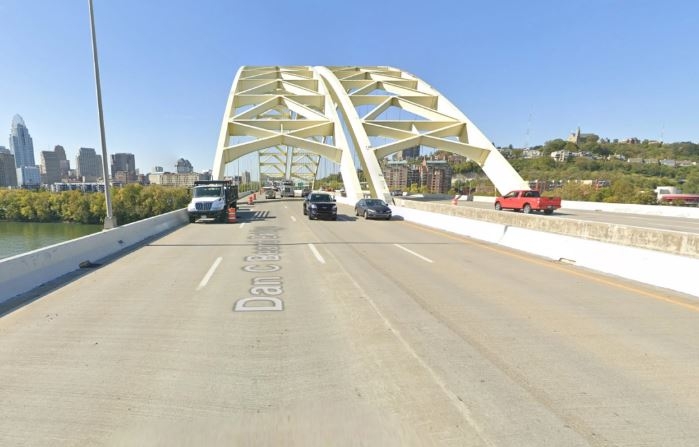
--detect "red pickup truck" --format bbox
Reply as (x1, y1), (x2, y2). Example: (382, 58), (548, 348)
(494, 190), (561, 215)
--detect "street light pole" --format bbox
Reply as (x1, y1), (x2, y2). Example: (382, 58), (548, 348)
(88, 0), (117, 229)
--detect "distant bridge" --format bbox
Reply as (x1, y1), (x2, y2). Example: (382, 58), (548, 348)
(213, 66), (528, 201)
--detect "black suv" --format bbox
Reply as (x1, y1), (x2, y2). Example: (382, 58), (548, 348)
(303, 192), (337, 220)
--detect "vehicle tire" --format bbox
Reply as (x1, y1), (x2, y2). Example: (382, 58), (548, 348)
(544, 209), (554, 215)
(385, 216), (391, 220)
(303, 206), (307, 215)
(332, 216), (337, 221)
(355, 208), (359, 216)
(189, 215), (196, 223)
(308, 213), (313, 220)
(494, 202), (502, 211)
(523, 204), (532, 214)
(364, 211), (369, 220)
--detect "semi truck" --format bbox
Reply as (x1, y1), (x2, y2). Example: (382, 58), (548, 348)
(187, 180), (239, 223)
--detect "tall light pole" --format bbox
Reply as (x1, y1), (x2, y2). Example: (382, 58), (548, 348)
(88, 0), (117, 229)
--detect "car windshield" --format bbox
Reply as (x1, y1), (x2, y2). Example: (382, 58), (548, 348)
(193, 186), (222, 198)
(310, 194), (332, 202)
(365, 199), (386, 206)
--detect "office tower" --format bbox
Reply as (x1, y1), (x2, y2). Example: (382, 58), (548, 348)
(0, 147), (18, 187)
(51, 145), (71, 179)
(40, 149), (62, 184)
(401, 145), (420, 160)
(17, 166), (41, 188)
(76, 147), (103, 182)
(111, 153), (136, 182)
(176, 158), (193, 173)
(9, 115), (35, 168)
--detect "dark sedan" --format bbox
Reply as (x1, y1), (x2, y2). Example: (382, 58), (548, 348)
(354, 198), (392, 220)
(303, 192), (338, 220)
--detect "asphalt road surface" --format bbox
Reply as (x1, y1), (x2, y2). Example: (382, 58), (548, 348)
(1, 197), (698, 446)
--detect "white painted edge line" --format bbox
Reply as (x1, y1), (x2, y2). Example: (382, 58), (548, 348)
(291, 216), (297, 222)
(197, 256), (222, 291)
(394, 244), (434, 263)
(308, 243), (325, 264)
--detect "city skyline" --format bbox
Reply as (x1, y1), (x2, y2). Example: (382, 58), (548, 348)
(1, 1), (698, 178)
(6, 114), (200, 175)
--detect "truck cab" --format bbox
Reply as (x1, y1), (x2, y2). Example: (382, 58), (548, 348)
(187, 180), (238, 223)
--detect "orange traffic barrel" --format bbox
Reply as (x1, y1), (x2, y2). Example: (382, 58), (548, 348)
(227, 207), (237, 223)
(248, 195), (254, 205)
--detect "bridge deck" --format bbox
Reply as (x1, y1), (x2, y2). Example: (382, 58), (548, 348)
(1, 199), (698, 445)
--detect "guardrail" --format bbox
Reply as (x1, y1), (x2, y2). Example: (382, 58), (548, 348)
(390, 198), (699, 298)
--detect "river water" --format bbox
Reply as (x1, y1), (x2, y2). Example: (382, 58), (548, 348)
(0, 222), (102, 260)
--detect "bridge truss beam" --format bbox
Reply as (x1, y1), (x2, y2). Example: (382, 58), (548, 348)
(214, 66), (528, 201)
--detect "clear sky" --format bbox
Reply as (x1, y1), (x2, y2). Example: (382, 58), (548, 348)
(2, 0), (697, 177)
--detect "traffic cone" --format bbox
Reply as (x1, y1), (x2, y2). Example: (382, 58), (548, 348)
(227, 207), (237, 223)
(452, 195), (459, 205)
(248, 195), (254, 205)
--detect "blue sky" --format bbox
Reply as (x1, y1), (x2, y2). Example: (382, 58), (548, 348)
(2, 0), (697, 176)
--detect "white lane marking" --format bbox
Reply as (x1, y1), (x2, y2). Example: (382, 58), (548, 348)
(308, 243), (325, 264)
(240, 222), (246, 228)
(291, 216), (297, 222)
(197, 256), (222, 291)
(394, 244), (434, 263)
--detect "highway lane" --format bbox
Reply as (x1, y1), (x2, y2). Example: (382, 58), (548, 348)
(422, 198), (699, 234)
(0, 197), (698, 445)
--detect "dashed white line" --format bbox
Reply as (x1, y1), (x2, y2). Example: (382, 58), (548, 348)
(394, 244), (434, 263)
(308, 243), (325, 264)
(197, 256), (222, 291)
(291, 216), (297, 222)
(239, 222), (246, 228)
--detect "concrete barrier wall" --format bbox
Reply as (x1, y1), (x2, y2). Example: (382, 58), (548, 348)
(471, 195), (699, 219)
(0, 209), (189, 305)
(395, 198), (699, 259)
(392, 205), (699, 298)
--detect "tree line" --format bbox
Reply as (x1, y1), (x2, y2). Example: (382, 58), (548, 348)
(0, 184), (191, 225)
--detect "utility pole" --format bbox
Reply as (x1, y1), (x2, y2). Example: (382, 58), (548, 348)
(88, 0), (117, 229)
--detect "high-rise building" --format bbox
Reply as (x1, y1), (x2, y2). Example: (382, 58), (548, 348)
(40, 148), (62, 185)
(384, 160), (409, 191)
(52, 145), (70, 179)
(176, 158), (193, 173)
(419, 160), (452, 194)
(76, 147), (103, 182)
(0, 147), (18, 187)
(401, 146), (420, 160)
(111, 153), (136, 183)
(17, 166), (41, 188)
(9, 115), (35, 168)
